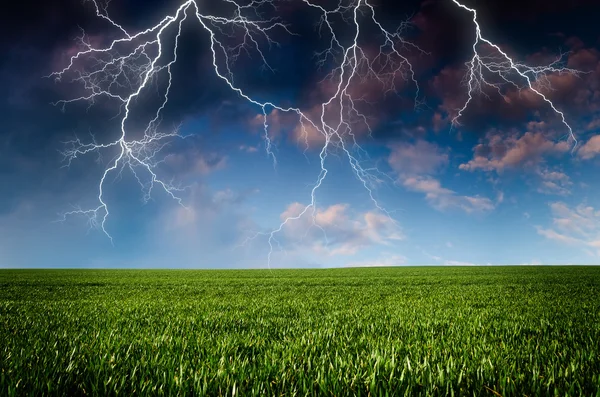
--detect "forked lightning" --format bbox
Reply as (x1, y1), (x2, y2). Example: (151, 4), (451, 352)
(51, 0), (579, 265)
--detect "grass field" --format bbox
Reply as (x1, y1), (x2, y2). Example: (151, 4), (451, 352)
(1, 267), (599, 396)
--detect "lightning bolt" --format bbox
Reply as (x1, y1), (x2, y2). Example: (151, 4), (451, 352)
(51, 0), (580, 266)
(450, 0), (581, 148)
(51, 0), (419, 264)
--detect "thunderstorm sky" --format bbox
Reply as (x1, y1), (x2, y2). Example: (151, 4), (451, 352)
(1, 0), (600, 268)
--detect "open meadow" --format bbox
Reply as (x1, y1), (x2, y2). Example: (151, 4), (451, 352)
(1, 267), (599, 396)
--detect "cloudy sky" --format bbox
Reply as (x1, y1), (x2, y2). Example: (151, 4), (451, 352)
(1, 0), (600, 268)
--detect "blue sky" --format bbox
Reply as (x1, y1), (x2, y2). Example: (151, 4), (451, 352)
(1, 0), (600, 268)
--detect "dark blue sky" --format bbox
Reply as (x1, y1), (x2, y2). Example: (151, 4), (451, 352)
(1, 0), (600, 267)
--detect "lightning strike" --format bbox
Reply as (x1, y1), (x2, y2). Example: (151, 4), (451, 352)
(51, 0), (420, 264)
(450, 0), (581, 148)
(51, 0), (581, 266)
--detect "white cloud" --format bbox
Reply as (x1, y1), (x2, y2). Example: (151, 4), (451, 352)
(537, 201), (600, 256)
(278, 202), (403, 256)
(387, 141), (496, 214)
(402, 176), (495, 213)
(239, 144), (259, 153)
(536, 169), (572, 196)
(148, 183), (272, 268)
(388, 140), (449, 176)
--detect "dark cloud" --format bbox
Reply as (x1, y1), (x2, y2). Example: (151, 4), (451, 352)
(1, 0), (598, 219)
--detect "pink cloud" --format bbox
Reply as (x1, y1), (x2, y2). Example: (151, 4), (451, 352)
(431, 45), (600, 134)
(278, 202), (403, 256)
(248, 76), (378, 150)
(577, 135), (600, 160)
(460, 131), (570, 173)
(388, 140), (449, 176)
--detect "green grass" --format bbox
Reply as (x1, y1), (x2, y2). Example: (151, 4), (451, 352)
(1, 267), (599, 396)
